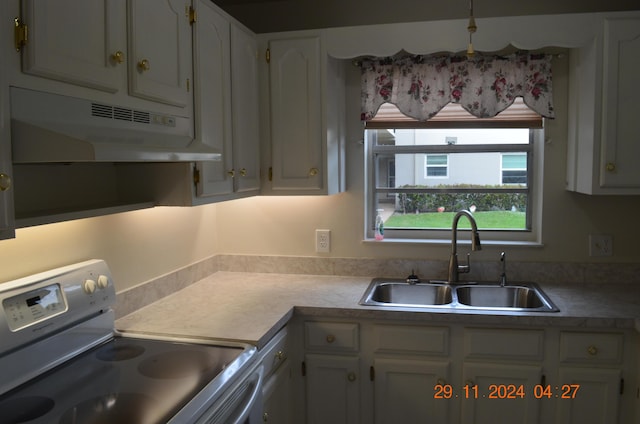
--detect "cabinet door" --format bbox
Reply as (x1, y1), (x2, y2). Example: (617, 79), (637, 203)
(305, 354), (359, 424)
(556, 367), (621, 424)
(192, 0), (233, 198)
(21, 0), (124, 92)
(128, 0), (191, 107)
(461, 362), (542, 424)
(268, 37), (324, 192)
(600, 18), (640, 189)
(0, 66), (14, 240)
(262, 360), (293, 424)
(231, 23), (260, 194)
(373, 358), (451, 424)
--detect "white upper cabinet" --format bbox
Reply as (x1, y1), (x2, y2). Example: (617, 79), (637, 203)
(260, 32), (346, 195)
(0, 36), (14, 240)
(230, 23), (260, 195)
(20, 0), (124, 93)
(191, 0), (259, 202)
(192, 0), (233, 199)
(566, 17), (640, 194)
(127, 0), (192, 107)
(12, 0), (192, 115)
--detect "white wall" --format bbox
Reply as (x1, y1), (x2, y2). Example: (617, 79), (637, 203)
(0, 205), (219, 292)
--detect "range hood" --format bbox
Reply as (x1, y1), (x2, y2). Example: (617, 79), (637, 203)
(10, 87), (221, 163)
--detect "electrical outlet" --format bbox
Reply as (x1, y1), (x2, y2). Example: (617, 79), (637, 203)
(589, 234), (613, 257)
(316, 229), (331, 253)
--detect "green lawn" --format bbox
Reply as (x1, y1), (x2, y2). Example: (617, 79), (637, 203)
(384, 211), (526, 230)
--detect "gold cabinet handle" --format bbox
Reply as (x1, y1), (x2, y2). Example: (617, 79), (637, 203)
(110, 51), (124, 64)
(605, 162), (616, 172)
(326, 334), (336, 343)
(262, 412), (268, 422)
(0, 173), (12, 192)
(227, 169), (235, 178)
(587, 345), (598, 356)
(437, 377), (447, 386)
(275, 350), (285, 361)
(137, 59), (150, 72)
(309, 167), (319, 177)
(239, 168), (247, 177)
(347, 372), (357, 382)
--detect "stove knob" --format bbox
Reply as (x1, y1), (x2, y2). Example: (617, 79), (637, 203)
(97, 275), (109, 289)
(83, 279), (97, 294)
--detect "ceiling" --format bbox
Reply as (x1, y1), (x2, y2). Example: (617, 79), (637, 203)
(214, 0), (639, 33)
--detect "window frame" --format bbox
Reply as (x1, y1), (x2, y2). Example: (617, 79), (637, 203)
(365, 127), (544, 245)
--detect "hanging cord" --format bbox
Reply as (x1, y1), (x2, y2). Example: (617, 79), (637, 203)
(467, 0), (477, 57)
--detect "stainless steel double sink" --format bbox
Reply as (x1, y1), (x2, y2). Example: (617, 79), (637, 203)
(359, 278), (559, 312)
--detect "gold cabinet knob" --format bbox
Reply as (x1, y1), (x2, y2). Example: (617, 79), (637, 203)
(110, 51), (124, 64)
(587, 345), (598, 356)
(465, 380), (475, 387)
(605, 162), (616, 172)
(275, 350), (285, 361)
(326, 334), (336, 343)
(262, 412), (268, 422)
(309, 167), (319, 177)
(239, 168), (247, 177)
(227, 169), (235, 177)
(137, 59), (150, 72)
(437, 378), (447, 386)
(0, 173), (12, 191)
(347, 372), (357, 382)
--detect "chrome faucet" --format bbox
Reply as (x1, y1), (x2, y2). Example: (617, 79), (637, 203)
(447, 210), (482, 283)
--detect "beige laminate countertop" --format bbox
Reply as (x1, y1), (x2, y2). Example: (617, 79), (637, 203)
(115, 272), (640, 349)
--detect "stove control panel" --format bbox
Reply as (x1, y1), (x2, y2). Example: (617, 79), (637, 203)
(3, 283), (67, 331)
(0, 260), (116, 356)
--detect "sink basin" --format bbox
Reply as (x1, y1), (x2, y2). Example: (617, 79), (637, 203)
(359, 279), (559, 312)
(364, 282), (453, 306)
(456, 285), (551, 309)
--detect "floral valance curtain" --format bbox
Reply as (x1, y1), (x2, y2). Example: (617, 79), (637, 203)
(360, 53), (555, 122)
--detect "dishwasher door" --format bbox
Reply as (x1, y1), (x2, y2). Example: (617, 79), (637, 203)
(194, 361), (264, 424)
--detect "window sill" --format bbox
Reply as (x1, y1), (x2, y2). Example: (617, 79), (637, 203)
(362, 238), (544, 248)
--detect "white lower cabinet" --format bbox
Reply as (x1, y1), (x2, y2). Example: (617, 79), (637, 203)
(262, 360), (293, 424)
(305, 354), (360, 424)
(295, 319), (637, 424)
(555, 330), (628, 424)
(556, 367), (621, 424)
(373, 358), (451, 424)
(460, 363), (542, 424)
(261, 327), (292, 424)
(303, 321), (360, 424)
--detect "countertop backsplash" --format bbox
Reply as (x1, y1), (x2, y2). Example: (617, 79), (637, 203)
(115, 254), (640, 320)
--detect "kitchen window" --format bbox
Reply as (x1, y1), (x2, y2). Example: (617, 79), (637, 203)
(365, 101), (544, 244)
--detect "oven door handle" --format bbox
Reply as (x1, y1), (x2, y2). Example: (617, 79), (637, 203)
(228, 365), (264, 424)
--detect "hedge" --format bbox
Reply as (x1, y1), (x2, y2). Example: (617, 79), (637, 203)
(397, 184), (526, 213)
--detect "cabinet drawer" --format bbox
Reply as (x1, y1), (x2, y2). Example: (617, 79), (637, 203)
(464, 328), (544, 361)
(559, 332), (623, 364)
(261, 327), (289, 379)
(305, 321), (359, 352)
(372, 325), (449, 355)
